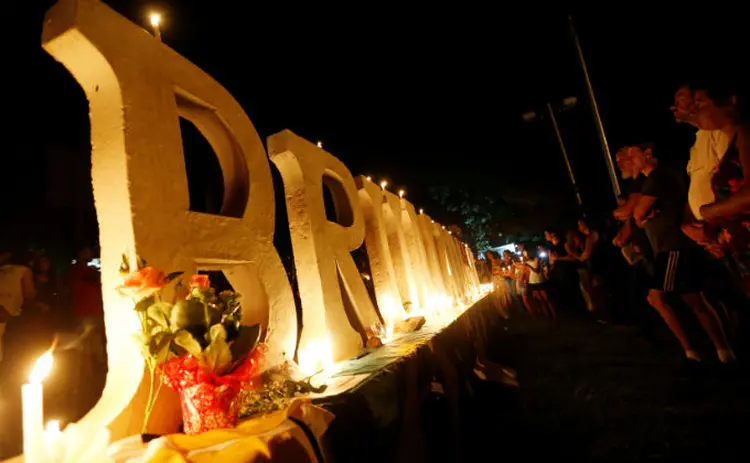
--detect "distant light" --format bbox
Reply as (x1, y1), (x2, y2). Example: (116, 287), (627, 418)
(539, 251), (548, 258)
(366, 176), (372, 182)
(448, 231), (452, 235)
(561, 96), (578, 109)
(380, 180), (388, 190)
(149, 12), (161, 27)
(442, 225), (446, 230)
(419, 208), (424, 214)
(316, 141), (323, 148)
(398, 189), (405, 199)
(431, 220), (435, 224)
(522, 111), (537, 122)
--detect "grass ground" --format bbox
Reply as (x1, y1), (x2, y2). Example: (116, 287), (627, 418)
(470, 310), (749, 462)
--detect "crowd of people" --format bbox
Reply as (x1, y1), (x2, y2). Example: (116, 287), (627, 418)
(481, 78), (749, 369)
(0, 244), (105, 369)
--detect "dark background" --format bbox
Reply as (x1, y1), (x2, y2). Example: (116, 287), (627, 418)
(4, 2), (747, 258)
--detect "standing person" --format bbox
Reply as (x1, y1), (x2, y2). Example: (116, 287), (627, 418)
(546, 230), (583, 313)
(513, 253), (536, 316)
(566, 229), (597, 314)
(631, 144), (735, 365)
(486, 251), (511, 319)
(0, 246), (36, 363)
(672, 83), (746, 331)
(691, 82), (750, 296)
(68, 246), (105, 369)
(522, 249), (556, 319)
(573, 219), (610, 322)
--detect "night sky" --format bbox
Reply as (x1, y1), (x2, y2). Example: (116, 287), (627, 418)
(5, 2), (747, 256)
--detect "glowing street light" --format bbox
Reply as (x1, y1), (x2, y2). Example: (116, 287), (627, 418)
(148, 12), (162, 41)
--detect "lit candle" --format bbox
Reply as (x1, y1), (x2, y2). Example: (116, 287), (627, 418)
(419, 208), (424, 214)
(149, 12), (162, 41)
(43, 420), (62, 460)
(23, 351), (53, 463)
(380, 180), (388, 191)
(398, 189), (405, 199)
(316, 141), (323, 148)
(366, 176), (372, 182)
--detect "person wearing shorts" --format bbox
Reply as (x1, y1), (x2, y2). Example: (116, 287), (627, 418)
(630, 143), (734, 364)
(523, 249), (556, 319)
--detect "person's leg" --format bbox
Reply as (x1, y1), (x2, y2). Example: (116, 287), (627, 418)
(681, 293), (734, 362)
(540, 290), (557, 320)
(647, 289), (698, 358)
(674, 249), (736, 363)
(578, 268), (595, 312)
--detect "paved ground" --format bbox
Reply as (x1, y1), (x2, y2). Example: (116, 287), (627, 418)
(467, 310), (750, 462)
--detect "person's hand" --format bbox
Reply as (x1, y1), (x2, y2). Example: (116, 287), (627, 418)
(613, 207), (631, 221)
(705, 243), (725, 259)
(681, 222), (713, 246)
(699, 204), (720, 223)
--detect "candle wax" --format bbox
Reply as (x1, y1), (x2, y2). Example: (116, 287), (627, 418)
(22, 383), (45, 463)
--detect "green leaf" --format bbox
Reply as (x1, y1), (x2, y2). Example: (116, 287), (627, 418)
(134, 296), (156, 313)
(174, 330), (203, 357)
(201, 325), (232, 375)
(149, 332), (174, 363)
(229, 324), (261, 362)
(147, 302), (173, 329)
(170, 299), (206, 331)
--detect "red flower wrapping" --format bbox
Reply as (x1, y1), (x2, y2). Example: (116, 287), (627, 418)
(161, 345), (266, 434)
(178, 382), (243, 434)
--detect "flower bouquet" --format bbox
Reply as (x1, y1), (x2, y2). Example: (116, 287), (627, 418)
(118, 256), (264, 436)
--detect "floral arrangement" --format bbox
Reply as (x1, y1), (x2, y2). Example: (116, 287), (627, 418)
(118, 255), (263, 434)
(239, 363), (327, 419)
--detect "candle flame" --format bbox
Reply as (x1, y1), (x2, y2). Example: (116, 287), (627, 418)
(149, 12), (161, 27)
(419, 208), (424, 214)
(317, 141), (323, 148)
(366, 176), (372, 182)
(30, 350), (54, 384)
(380, 180), (388, 190)
(398, 189), (405, 198)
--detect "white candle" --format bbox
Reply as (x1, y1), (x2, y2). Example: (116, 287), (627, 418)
(43, 420), (63, 462)
(23, 351), (53, 463)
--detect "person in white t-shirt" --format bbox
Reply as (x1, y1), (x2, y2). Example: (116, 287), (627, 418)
(673, 84), (730, 244)
(0, 247), (36, 363)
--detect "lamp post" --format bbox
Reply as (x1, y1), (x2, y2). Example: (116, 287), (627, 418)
(568, 15), (620, 199)
(522, 96), (583, 207)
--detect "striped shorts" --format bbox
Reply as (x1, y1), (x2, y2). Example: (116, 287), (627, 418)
(652, 249), (704, 294)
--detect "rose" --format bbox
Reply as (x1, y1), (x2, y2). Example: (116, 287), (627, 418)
(117, 267), (167, 299)
(190, 274), (211, 290)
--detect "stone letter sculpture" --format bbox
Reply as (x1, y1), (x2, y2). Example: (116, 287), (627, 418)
(42, 0), (296, 438)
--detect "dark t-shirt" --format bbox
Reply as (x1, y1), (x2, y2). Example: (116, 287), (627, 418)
(640, 166), (693, 254)
(621, 176), (653, 257)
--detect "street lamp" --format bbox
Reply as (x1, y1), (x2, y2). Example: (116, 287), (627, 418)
(522, 97), (583, 207)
